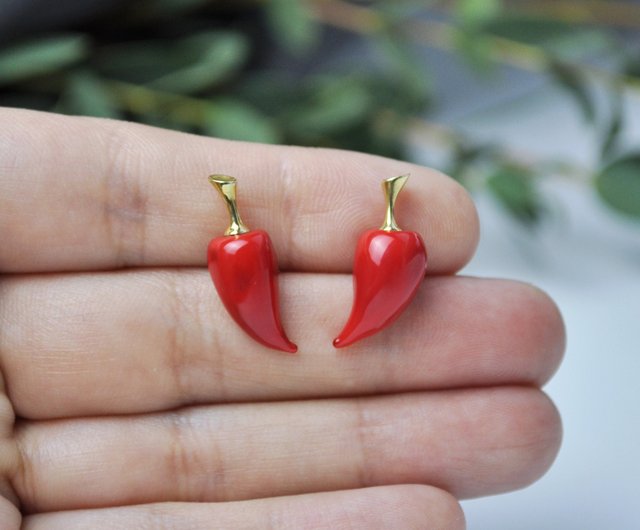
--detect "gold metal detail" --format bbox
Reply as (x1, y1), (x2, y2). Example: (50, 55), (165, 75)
(208, 174), (250, 236)
(380, 174), (410, 231)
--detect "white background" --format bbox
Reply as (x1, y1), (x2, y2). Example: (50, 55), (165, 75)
(417, 56), (640, 529)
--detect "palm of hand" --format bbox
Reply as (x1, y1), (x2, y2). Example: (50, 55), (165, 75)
(0, 109), (564, 529)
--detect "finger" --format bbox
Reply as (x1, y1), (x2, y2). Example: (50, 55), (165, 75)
(0, 496), (20, 530)
(0, 108), (478, 274)
(0, 273), (565, 419)
(13, 387), (562, 513)
(0, 372), (20, 513)
(23, 485), (464, 530)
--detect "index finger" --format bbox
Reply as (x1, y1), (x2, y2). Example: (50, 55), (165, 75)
(0, 108), (478, 273)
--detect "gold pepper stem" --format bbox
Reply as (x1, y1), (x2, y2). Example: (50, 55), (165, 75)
(208, 174), (250, 236)
(380, 174), (410, 231)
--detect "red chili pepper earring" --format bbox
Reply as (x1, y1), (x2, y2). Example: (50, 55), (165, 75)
(207, 175), (297, 353)
(333, 175), (428, 348)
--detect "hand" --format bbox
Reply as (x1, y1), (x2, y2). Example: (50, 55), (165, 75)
(0, 109), (564, 529)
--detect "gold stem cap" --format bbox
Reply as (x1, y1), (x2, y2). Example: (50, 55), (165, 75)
(380, 174), (410, 231)
(208, 174), (250, 236)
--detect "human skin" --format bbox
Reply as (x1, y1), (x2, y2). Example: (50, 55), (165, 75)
(0, 108), (564, 529)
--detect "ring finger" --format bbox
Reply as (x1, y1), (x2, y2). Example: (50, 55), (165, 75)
(22, 485), (465, 530)
(13, 387), (561, 513)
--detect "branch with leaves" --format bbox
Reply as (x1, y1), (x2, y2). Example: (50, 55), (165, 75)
(0, 0), (638, 222)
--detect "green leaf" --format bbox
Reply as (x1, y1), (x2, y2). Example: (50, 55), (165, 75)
(454, 30), (496, 73)
(285, 76), (373, 139)
(596, 155), (640, 219)
(372, 0), (437, 21)
(600, 87), (624, 162)
(483, 16), (611, 59)
(60, 71), (119, 118)
(456, 0), (502, 27)
(626, 56), (640, 78)
(266, 0), (319, 54)
(543, 29), (612, 61)
(204, 99), (281, 144)
(549, 61), (595, 122)
(483, 16), (577, 43)
(149, 32), (249, 93)
(374, 31), (432, 108)
(97, 42), (174, 82)
(487, 165), (543, 224)
(0, 35), (89, 85)
(448, 143), (495, 183)
(234, 71), (298, 111)
(98, 31), (249, 94)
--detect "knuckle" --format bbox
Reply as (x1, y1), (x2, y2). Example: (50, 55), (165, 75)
(10, 424), (38, 513)
(101, 121), (150, 266)
(164, 412), (194, 501)
(164, 273), (188, 403)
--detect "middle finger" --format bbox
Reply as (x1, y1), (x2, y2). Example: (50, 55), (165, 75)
(0, 272), (564, 419)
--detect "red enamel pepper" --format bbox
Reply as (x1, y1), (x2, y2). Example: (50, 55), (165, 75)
(333, 175), (427, 348)
(207, 175), (297, 353)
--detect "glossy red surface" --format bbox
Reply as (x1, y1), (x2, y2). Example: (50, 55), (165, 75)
(333, 229), (427, 348)
(207, 230), (297, 353)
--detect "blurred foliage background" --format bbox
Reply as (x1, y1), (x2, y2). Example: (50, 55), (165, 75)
(0, 0), (639, 223)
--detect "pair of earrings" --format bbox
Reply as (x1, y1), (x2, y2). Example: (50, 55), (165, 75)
(207, 174), (428, 353)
